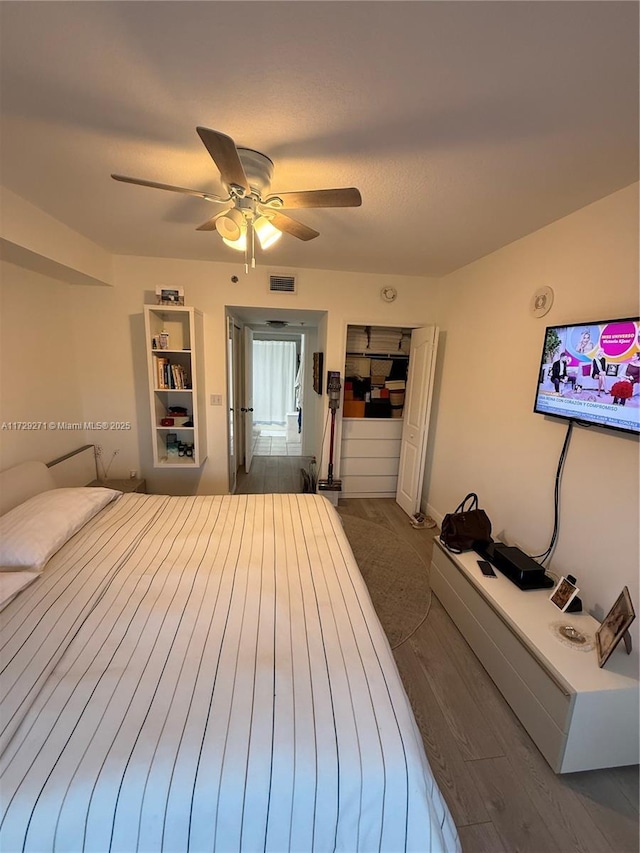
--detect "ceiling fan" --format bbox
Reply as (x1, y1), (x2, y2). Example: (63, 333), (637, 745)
(112, 127), (362, 271)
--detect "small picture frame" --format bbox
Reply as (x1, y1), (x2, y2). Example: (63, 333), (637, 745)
(156, 286), (184, 306)
(605, 363), (619, 377)
(550, 576), (580, 612)
(596, 586), (636, 668)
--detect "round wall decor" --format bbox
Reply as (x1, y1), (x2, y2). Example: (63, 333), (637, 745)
(530, 285), (554, 318)
(381, 286), (398, 303)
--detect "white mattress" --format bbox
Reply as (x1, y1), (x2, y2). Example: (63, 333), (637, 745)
(0, 493), (459, 852)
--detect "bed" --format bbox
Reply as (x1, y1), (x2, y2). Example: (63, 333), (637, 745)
(0, 450), (459, 852)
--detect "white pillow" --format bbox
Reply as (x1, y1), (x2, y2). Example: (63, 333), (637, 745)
(0, 487), (121, 572)
(0, 571), (39, 611)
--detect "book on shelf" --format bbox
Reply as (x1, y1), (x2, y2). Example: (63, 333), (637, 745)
(155, 356), (188, 390)
(156, 357), (169, 389)
(171, 364), (187, 390)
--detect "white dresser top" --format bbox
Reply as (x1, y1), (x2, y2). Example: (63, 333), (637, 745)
(433, 539), (639, 695)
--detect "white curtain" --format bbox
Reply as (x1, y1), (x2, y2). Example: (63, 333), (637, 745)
(253, 340), (297, 424)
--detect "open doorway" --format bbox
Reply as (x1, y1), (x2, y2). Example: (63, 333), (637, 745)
(252, 334), (303, 457)
(225, 306), (327, 494)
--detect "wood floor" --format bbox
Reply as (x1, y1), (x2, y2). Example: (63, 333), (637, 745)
(231, 473), (639, 852)
(234, 455), (313, 494)
(338, 499), (639, 853)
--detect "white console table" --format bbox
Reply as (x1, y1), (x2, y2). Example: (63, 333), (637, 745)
(431, 539), (639, 773)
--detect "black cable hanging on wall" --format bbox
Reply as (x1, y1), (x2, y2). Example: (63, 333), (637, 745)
(533, 419), (575, 565)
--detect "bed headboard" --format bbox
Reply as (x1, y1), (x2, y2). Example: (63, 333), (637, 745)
(0, 445), (97, 515)
(46, 444), (97, 488)
(0, 461), (56, 516)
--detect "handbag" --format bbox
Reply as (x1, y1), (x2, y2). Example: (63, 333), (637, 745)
(440, 493), (492, 554)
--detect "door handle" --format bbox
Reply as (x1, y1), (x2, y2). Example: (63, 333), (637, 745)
(240, 407), (254, 412)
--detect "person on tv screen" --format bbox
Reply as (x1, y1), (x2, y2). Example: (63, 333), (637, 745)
(625, 352), (640, 387)
(551, 352), (568, 394)
(592, 349), (607, 395)
(576, 329), (595, 354)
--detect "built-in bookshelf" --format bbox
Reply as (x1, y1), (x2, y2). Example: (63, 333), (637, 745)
(144, 305), (207, 468)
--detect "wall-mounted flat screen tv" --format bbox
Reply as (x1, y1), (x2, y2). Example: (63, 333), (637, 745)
(534, 317), (640, 435)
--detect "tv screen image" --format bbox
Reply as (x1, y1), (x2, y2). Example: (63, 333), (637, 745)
(534, 317), (640, 435)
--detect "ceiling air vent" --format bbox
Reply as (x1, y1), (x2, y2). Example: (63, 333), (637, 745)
(269, 274), (296, 294)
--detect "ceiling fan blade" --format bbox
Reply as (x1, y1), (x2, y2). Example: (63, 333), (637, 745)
(269, 212), (319, 241)
(196, 127), (250, 195)
(264, 187), (362, 209)
(111, 173), (225, 202)
(196, 211), (228, 231)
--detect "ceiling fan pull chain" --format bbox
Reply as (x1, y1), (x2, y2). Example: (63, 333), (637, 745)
(250, 220), (256, 269)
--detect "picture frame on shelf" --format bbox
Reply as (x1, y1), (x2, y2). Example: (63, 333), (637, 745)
(596, 586), (636, 668)
(156, 285), (185, 306)
(549, 576), (580, 612)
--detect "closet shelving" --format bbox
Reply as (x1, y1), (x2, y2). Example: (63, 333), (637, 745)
(341, 325), (411, 497)
(144, 305), (207, 468)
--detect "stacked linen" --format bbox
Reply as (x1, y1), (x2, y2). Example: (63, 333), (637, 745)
(346, 326), (369, 352)
(368, 327), (401, 353)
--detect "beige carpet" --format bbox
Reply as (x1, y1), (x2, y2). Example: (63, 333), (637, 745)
(339, 513), (432, 648)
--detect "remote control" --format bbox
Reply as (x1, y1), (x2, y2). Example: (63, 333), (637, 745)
(477, 559), (497, 577)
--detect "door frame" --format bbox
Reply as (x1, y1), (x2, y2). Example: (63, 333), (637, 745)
(335, 322), (438, 514)
(243, 326), (255, 473)
(224, 307), (325, 492)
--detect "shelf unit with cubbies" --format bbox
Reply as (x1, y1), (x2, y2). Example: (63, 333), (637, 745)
(144, 305), (207, 468)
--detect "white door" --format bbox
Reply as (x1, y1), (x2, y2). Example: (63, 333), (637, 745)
(243, 326), (254, 473)
(396, 326), (439, 518)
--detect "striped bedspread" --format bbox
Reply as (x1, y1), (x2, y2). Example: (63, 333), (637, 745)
(0, 493), (459, 852)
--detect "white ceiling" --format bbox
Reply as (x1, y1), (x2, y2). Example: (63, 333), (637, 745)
(0, 1), (637, 277)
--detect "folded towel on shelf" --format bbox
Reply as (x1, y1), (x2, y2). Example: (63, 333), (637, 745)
(369, 328), (402, 352)
(346, 326), (370, 351)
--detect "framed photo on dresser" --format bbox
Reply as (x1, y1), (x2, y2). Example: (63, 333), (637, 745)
(596, 586), (635, 668)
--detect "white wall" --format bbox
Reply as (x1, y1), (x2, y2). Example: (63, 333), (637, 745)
(0, 261), (87, 469)
(1, 186), (112, 286)
(67, 256), (440, 494)
(426, 184), (639, 640)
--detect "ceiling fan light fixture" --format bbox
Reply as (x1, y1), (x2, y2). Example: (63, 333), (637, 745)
(222, 227), (247, 252)
(254, 216), (282, 250)
(215, 208), (244, 241)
